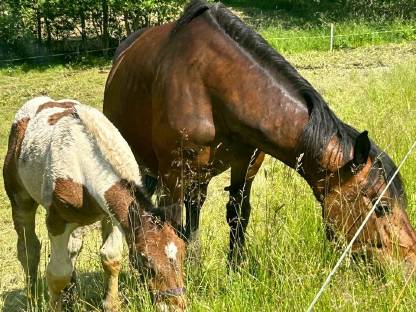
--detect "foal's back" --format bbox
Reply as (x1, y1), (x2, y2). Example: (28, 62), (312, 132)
(10, 96), (141, 212)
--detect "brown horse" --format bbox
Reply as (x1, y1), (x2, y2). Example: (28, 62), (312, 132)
(3, 97), (185, 312)
(104, 0), (416, 271)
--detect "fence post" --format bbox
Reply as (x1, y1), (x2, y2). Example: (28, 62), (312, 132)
(330, 23), (334, 51)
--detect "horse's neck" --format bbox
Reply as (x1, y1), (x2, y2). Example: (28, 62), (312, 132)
(208, 53), (309, 167)
(207, 50), (350, 198)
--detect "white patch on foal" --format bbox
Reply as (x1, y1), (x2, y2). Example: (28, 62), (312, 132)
(15, 96), (143, 212)
(165, 242), (178, 261)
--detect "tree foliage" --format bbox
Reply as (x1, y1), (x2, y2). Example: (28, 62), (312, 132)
(0, 0), (185, 58)
(1, 0), (415, 59)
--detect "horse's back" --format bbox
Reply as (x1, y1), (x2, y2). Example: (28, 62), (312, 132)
(8, 97), (135, 208)
(104, 23), (177, 174)
(17, 98), (85, 206)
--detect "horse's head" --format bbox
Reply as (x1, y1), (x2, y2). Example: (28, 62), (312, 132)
(319, 131), (416, 275)
(128, 210), (186, 311)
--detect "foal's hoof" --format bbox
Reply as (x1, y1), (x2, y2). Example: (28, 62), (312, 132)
(103, 298), (121, 312)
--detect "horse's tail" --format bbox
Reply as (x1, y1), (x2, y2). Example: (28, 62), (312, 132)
(75, 105), (142, 185)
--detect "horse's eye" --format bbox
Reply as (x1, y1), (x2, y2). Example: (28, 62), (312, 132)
(374, 201), (391, 217)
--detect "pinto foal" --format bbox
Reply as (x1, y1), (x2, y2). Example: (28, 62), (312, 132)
(3, 97), (186, 312)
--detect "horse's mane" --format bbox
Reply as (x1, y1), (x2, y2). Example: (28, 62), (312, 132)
(76, 105), (142, 185)
(174, 0), (406, 203)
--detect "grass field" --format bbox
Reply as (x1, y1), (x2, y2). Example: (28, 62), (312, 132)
(1, 37), (416, 312)
(226, 3), (416, 54)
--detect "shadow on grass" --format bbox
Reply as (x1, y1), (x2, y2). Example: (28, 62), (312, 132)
(1, 288), (26, 312)
(0, 54), (113, 74)
(1, 271), (136, 312)
(222, 0), (348, 26)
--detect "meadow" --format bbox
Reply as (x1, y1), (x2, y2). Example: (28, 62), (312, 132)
(1, 28), (416, 312)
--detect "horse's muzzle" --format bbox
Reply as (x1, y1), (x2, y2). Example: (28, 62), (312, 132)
(154, 287), (186, 312)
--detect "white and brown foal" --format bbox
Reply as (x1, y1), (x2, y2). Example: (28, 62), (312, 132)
(3, 96), (186, 312)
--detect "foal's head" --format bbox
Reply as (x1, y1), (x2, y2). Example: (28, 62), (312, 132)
(319, 131), (416, 274)
(127, 190), (186, 311)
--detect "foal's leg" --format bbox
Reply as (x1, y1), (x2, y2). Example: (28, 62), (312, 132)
(227, 151), (264, 267)
(100, 217), (124, 312)
(46, 223), (78, 312)
(10, 194), (40, 300)
(63, 227), (84, 303)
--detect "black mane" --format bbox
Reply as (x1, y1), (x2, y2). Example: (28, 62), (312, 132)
(174, 0), (405, 204)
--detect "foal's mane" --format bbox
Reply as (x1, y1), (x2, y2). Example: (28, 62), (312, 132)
(174, 0), (406, 203)
(76, 105), (142, 184)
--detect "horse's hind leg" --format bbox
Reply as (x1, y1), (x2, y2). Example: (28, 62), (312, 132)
(226, 150), (264, 267)
(9, 192), (40, 301)
(4, 117), (40, 302)
(100, 217), (124, 312)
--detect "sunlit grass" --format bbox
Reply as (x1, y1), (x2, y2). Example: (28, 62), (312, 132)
(0, 41), (416, 311)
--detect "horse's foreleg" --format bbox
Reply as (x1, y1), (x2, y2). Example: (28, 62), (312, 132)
(227, 151), (264, 267)
(226, 180), (253, 266)
(184, 181), (208, 242)
(142, 174), (158, 197)
(46, 223), (78, 312)
(100, 217), (124, 312)
(63, 227), (84, 305)
(157, 170), (186, 236)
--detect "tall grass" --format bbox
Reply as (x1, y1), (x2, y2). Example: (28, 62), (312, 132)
(0, 42), (416, 311)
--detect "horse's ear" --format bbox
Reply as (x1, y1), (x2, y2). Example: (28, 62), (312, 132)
(352, 130), (371, 167)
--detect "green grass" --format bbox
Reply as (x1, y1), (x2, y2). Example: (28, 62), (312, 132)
(261, 20), (416, 53)
(1, 40), (416, 312)
(216, 3), (416, 54)
(232, 7), (416, 54)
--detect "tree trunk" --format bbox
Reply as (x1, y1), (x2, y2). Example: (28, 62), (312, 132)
(36, 10), (42, 45)
(45, 18), (52, 49)
(102, 0), (109, 54)
(80, 10), (87, 51)
(123, 11), (131, 36)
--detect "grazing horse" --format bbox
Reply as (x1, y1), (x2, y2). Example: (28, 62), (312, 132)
(103, 0), (416, 271)
(3, 97), (186, 312)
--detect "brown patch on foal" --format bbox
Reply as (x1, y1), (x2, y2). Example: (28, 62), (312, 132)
(48, 178), (105, 235)
(3, 118), (30, 193)
(104, 180), (135, 228)
(36, 101), (75, 114)
(48, 109), (77, 125)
